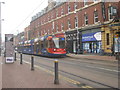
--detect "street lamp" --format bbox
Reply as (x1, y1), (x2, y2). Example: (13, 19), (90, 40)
(0, 2), (5, 56)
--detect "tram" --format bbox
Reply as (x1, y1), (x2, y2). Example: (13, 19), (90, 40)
(17, 33), (66, 57)
(34, 33), (66, 57)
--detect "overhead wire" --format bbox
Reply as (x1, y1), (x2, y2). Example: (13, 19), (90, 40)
(12, 0), (46, 35)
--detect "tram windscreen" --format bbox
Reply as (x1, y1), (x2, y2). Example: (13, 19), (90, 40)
(52, 37), (65, 48)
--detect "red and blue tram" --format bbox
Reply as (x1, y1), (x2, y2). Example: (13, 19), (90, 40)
(17, 33), (66, 57)
(34, 33), (66, 57)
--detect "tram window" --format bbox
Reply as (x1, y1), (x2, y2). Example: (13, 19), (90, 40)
(59, 40), (65, 48)
(40, 41), (44, 49)
(45, 40), (48, 48)
(48, 40), (55, 48)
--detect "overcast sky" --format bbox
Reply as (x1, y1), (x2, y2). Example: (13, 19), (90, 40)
(1, 0), (48, 41)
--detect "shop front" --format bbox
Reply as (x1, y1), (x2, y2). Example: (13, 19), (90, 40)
(82, 32), (102, 54)
(65, 30), (77, 53)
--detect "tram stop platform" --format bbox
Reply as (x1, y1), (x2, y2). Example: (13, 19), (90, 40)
(1, 56), (75, 88)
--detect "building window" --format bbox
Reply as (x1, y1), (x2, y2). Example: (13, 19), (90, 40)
(68, 20), (71, 29)
(84, 14), (88, 25)
(68, 5), (71, 13)
(61, 23), (64, 31)
(84, 0), (88, 6)
(52, 22), (54, 30)
(56, 25), (58, 32)
(56, 9), (58, 17)
(48, 15), (50, 21)
(108, 6), (113, 20)
(75, 17), (78, 28)
(61, 8), (64, 15)
(94, 11), (98, 23)
(74, 2), (77, 10)
(106, 33), (109, 45)
(93, 0), (99, 2)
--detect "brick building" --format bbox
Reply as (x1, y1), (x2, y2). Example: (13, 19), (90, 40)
(29, 0), (119, 54)
(24, 25), (30, 41)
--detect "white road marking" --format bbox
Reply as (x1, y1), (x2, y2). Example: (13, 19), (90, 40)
(86, 65), (120, 73)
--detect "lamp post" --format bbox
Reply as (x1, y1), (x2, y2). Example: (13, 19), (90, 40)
(0, 2), (5, 56)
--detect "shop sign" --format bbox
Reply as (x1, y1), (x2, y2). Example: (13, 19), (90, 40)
(82, 32), (101, 42)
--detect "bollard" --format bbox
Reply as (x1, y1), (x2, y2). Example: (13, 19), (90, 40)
(20, 53), (22, 64)
(14, 52), (16, 61)
(31, 55), (34, 71)
(54, 59), (59, 84)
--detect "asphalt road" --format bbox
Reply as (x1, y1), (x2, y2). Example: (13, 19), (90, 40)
(16, 53), (119, 89)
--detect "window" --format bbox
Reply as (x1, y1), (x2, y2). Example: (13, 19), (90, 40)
(68, 5), (70, 13)
(61, 8), (64, 15)
(75, 17), (78, 28)
(106, 33), (109, 45)
(48, 15), (50, 21)
(68, 20), (71, 29)
(108, 6), (113, 20)
(84, 14), (88, 25)
(52, 22), (54, 30)
(74, 2), (77, 10)
(61, 23), (64, 31)
(56, 9), (58, 17)
(93, 0), (99, 2)
(84, 0), (88, 6)
(56, 25), (58, 32)
(48, 29), (50, 34)
(94, 11), (98, 23)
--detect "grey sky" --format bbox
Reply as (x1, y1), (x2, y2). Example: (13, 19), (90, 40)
(1, 0), (48, 41)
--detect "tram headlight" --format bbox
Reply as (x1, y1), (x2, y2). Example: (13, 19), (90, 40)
(53, 49), (56, 51)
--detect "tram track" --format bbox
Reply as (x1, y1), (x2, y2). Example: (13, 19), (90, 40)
(16, 54), (119, 89)
(16, 58), (119, 89)
(34, 60), (119, 89)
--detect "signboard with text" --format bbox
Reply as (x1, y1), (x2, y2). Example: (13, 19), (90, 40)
(82, 32), (101, 42)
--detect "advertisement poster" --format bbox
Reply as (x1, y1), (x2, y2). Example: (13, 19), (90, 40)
(114, 37), (120, 53)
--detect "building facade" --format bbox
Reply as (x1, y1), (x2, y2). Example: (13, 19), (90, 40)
(24, 0), (120, 54)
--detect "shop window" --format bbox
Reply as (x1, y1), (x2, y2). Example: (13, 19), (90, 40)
(106, 33), (109, 45)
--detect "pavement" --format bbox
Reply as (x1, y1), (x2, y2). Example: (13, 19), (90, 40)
(1, 56), (75, 88)
(67, 53), (117, 62)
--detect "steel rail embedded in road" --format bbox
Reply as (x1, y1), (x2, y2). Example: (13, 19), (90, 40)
(16, 53), (119, 89)
(16, 56), (119, 89)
